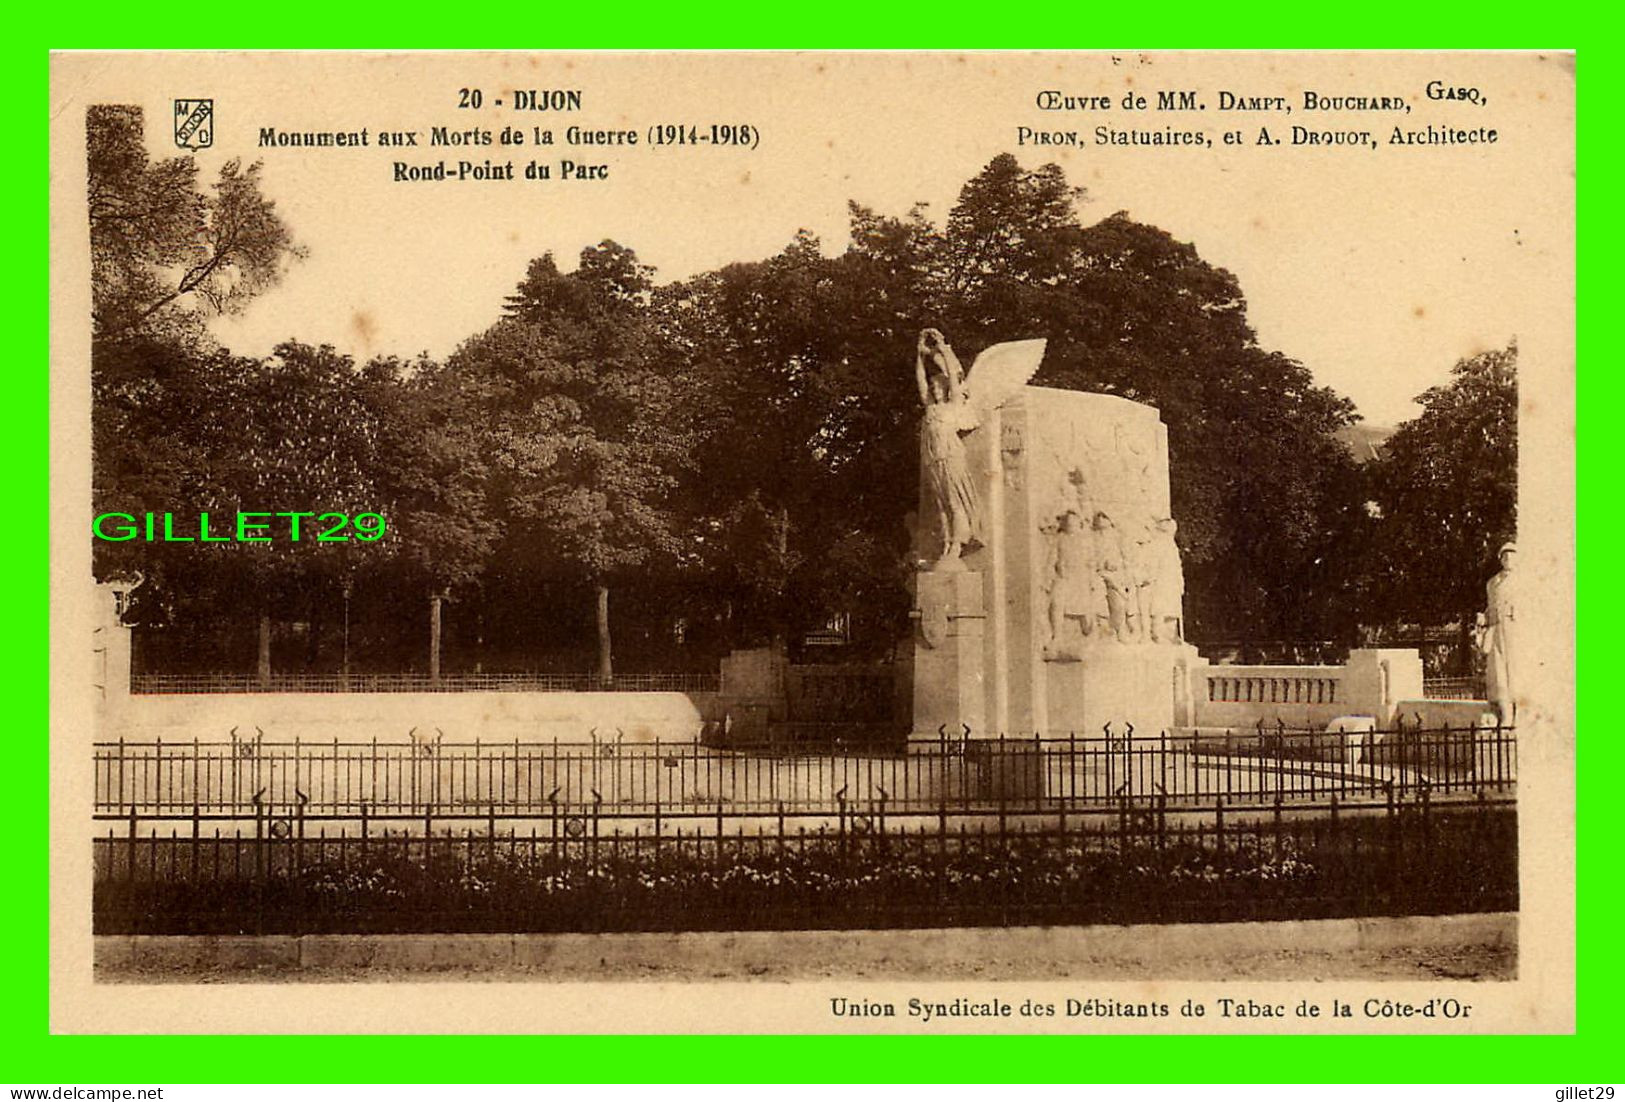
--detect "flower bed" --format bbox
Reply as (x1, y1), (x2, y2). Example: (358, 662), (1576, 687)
(95, 806), (1517, 935)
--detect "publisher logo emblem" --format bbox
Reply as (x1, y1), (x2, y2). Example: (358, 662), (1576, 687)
(173, 98), (213, 150)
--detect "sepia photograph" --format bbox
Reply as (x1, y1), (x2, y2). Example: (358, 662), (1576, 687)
(48, 50), (1575, 1035)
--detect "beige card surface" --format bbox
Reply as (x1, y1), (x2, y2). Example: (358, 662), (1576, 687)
(49, 50), (1575, 1035)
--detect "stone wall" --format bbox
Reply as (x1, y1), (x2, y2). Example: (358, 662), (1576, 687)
(108, 690), (723, 744)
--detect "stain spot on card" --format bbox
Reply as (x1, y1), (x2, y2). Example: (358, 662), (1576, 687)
(351, 310), (377, 349)
(1412, 306), (1426, 319)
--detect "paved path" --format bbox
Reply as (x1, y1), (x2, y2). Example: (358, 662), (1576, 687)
(96, 912), (1514, 983)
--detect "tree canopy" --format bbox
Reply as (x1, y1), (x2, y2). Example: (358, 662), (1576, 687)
(1361, 342), (1519, 627)
(89, 121), (1488, 679)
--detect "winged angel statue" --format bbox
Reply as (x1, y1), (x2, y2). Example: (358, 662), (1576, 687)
(914, 328), (1047, 571)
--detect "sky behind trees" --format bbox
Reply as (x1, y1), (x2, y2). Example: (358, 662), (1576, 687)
(126, 51), (1569, 429)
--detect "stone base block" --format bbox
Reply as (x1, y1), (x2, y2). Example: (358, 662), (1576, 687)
(910, 569), (986, 740)
(1043, 642), (1198, 737)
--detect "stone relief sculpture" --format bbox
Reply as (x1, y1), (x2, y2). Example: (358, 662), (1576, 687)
(1127, 520), (1156, 643)
(1477, 540), (1518, 723)
(1092, 512), (1134, 642)
(1147, 517), (1184, 643)
(1041, 510), (1100, 661)
(1038, 453), (1185, 651)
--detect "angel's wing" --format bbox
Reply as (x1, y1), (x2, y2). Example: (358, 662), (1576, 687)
(963, 339), (1047, 418)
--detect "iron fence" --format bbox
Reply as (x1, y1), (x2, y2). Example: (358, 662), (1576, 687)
(130, 672), (722, 695)
(92, 791), (1518, 934)
(94, 724), (1516, 823)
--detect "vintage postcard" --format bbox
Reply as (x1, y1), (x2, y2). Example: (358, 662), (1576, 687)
(48, 50), (1575, 1034)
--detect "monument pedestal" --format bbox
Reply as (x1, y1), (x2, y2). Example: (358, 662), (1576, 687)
(910, 569), (986, 740)
(1042, 641), (1202, 737)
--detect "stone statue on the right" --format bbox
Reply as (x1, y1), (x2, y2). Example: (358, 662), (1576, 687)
(1478, 540), (1519, 723)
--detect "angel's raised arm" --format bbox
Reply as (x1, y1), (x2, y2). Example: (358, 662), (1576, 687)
(937, 341), (967, 403)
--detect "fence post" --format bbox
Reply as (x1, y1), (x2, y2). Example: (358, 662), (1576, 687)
(714, 801), (724, 872)
(545, 786), (560, 859)
(1068, 728), (1077, 808)
(593, 789), (604, 864)
(294, 788), (307, 871)
(1123, 723), (1135, 801)
(837, 786), (848, 857)
(126, 803), (138, 889)
(876, 786), (889, 856)
(1384, 779), (1398, 904)
(252, 788), (266, 937)
(1420, 780), (1433, 885)
(1273, 718), (1284, 801)
(1104, 722), (1115, 803)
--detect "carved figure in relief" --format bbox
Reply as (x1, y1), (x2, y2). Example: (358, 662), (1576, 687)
(1092, 511), (1133, 642)
(1042, 510), (1100, 661)
(1124, 520), (1157, 643)
(1476, 541), (1518, 723)
(1146, 517), (1185, 644)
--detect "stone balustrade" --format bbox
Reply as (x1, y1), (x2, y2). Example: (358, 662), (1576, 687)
(1189, 649), (1423, 731)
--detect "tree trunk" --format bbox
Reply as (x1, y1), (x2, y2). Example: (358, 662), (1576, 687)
(595, 583), (613, 684)
(341, 583), (352, 689)
(256, 612), (271, 688)
(429, 593), (444, 687)
(306, 602), (321, 671)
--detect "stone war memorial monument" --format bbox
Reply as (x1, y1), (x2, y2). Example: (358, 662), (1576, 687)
(909, 328), (1203, 743)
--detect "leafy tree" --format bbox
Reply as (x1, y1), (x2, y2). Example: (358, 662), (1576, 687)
(100, 343), (397, 680)
(364, 355), (501, 681)
(87, 105), (304, 350)
(1363, 342), (1519, 647)
(88, 102), (310, 671)
(455, 243), (698, 680)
